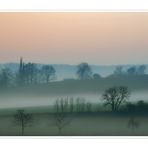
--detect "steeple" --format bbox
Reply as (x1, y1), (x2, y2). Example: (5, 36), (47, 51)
(19, 57), (23, 73)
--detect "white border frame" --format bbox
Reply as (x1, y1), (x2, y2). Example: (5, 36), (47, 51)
(0, 0), (148, 11)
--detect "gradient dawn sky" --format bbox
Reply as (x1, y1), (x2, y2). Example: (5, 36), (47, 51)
(0, 12), (148, 65)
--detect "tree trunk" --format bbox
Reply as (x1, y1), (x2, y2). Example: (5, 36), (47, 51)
(58, 128), (62, 136)
(21, 125), (24, 136)
(21, 120), (24, 136)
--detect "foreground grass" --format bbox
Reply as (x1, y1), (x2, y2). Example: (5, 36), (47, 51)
(0, 106), (148, 136)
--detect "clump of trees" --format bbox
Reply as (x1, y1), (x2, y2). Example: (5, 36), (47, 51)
(113, 65), (147, 76)
(17, 58), (56, 85)
(127, 65), (146, 76)
(0, 57), (57, 88)
(93, 73), (101, 80)
(76, 62), (101, 80)
(113, 66), (124, 76)
(76, 63), (93, 80)
(0, 68), (12, 88)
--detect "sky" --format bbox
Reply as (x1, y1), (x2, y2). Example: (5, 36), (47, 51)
(0, 12), (148, 65)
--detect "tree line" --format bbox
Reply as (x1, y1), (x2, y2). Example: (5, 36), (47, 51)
(0, 57), (56, 87)
(0, 58), (147, 88)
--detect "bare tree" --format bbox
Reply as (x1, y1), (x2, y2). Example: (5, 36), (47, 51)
(126, 103), (140, 134)
(102, 86), (130, 112)
(70, 97), (74, 113)
(14, 109), (33, 136)
(86, 102), (92, 112)
(79, 98), (86, 112)
(53, 98), (71, 135)
(76, 97), (81, 112)
(127, 116), (139, 135)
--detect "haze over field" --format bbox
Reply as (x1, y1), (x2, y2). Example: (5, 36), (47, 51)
(1, 63), (148, 79)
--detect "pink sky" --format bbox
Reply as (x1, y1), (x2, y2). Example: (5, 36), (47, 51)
(0, 12), (148, 65)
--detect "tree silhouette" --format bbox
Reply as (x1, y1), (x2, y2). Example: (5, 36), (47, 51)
(0, 68), (12, 88)
(16, 58), (39, 85)
(93, 73), (101, 80)
(16, 57), (25, 85)
(127, 66), (137, 75)
(76, 63), (92, 80)
(102, 86), (130, 112)
(127, 116), (139, 135)
(126, 103), (140, 135)
(53, 98), (71, 135)
(137, 65), (146, 75)
(86, 102), (92, 112)
(41, 65), (56, 83)
(14, 109), (33, 136)
(23, 63), (38, 84)
(114, 66), (124, 76)
(70, 97), (74, 113)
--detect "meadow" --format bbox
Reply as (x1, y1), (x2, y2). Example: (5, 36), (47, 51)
(0, 65), (148, 136)
(0, 107), (148, 136)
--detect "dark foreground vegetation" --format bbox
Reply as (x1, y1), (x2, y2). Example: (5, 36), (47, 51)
(0, 94), (148, 136)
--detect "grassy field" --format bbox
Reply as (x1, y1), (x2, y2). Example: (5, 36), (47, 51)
(0, 77), (148, 136)
(1, 76), (148, 95)
(0, 107), (148, 136)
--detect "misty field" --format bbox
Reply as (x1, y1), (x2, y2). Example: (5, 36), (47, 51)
(0, 78), (148, 108)
(0, 107), (148, 136)
(0, 60), (148, 136)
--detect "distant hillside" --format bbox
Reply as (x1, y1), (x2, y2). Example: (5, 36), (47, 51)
(0, 63), (147, 80)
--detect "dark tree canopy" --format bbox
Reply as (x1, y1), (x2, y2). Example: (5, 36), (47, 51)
(127, 66), (137, 75)
(76, 62), (92, 80)
(93, 73), (101, 80)
(102, 86), (130, 112)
